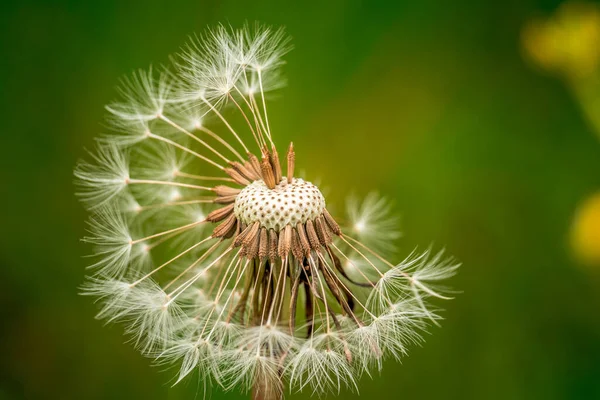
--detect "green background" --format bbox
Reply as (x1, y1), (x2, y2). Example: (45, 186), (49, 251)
(1, 0), (600, 399)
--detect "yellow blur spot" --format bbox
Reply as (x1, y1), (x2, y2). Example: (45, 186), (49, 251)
(521, 1), (600, 79)
(571, 192), (600, 266)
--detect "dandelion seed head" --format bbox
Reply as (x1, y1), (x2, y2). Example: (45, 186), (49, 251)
(76, 22), (458, 398)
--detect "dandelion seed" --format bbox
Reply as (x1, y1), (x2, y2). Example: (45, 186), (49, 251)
(345, 192), (402, 256)
(76, 23), (458, 399)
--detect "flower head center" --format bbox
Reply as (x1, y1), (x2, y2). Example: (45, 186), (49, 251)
(234, 178), (325, 232)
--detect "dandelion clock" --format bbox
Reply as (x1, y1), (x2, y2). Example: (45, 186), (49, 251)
(75, 24), (459, 400)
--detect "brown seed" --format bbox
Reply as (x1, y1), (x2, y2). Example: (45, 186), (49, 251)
(222, 219), (238, 239)
(224, 168), (250, 186)
(270, 145), (282, 184)
(261, 156), (276, 189)
(206, 203), (235, 222)
(244, 228), (260, 259)
(291, 228), (303, 260)
(296, 223), (311, 257)
(268, 229), (279, 261)
(229, 161), (258, 181)
(242, 221), (261, 247)
(286, 142), (295, 184)
(315, 215), (332, 246)
(322, 208), (342, 236)
(278, 224), (292, 258)
(214, 194), (238, 204)
(305, 220), (321, 250)
(212, 213), (237, 238)
(258, 227), (268, 260)
(234, 221), (257, 247)
(213, 185), (241, 197)
(247, 152), (263, 179)
(244, 160), (259, 180)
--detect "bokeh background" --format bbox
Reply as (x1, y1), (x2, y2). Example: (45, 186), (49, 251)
(2, 0), (600, 399)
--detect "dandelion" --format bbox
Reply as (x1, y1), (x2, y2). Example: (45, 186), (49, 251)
(76, 23), (459, 400)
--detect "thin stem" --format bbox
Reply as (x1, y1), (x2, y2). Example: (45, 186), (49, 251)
(205, 259), (249, 339)
(330, 242), (378, 286)
(308, 254), (331, 333)
(137, 199), (214, 212)
(174, 171), (235, 183)
(130, 220), (205, 245)
(200, 255), (243, 338)
(201, 97), (250, 154)
(228, 93), (264, 150)
(273, 256), (289, 324)
(249, 93), (270, 146)
(257, 69), (274, 147)
(268, 256), (288, 325)
(260, 260), (276, 326)
(344, 235), (394, 268)
(316, 251), (376, 319)
(233, 84), (268, 147)
(163, 240), (223, 291)
(147, 132), (223, 170)
(127, 178), (212, 191)
(166, 247), (234, 305)
(131, 236), (213, 286)
(160, 115), (231, 164)
(338, 236), (385, 277)
(196, 125), (245, 162)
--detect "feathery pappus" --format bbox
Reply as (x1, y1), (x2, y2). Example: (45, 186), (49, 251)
(75, 23), (459, 400)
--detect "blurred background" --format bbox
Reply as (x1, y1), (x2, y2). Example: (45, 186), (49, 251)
(1, 0), (600, 399)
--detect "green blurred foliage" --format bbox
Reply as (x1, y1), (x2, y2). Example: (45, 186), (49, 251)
(1, 0), (600, 399)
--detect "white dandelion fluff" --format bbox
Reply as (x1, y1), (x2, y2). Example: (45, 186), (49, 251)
(345, 192), (402, 256)
(75, 23), (459, 400)
(75, 145), (130, 209)
(106, 66), (173, 124)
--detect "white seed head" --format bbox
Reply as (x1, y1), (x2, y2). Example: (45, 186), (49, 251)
(76, 22), (458, 398)
(234, 178), (325, 231)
